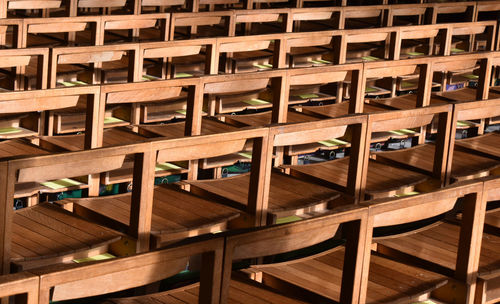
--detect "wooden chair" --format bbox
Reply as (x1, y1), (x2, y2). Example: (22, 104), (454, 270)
(0, 48), (49, 91)
(341, 5), (385, 29)
(138, 38), (216, 84)
(68, 128), (266, 249)
(99, 13), (170, 45)
(0, 18), (23, 49)
(1, 0), (64, 18)
(375, 178), (496, 303)
(221, 204), (369, 303)
(0, 145), (141, 272)
(215, 33), (285, 74)
(33, 234), (225, 304)
(475, 176), (500, 304)
(383, 3), (429, 26)
(47, 44), (140, 135)
(254, 183), (479, 303)
(170, 11), (233, 40)
(0, 86), (101, 204)
(21, 16), (101, 48)
(231, 8), (289, 36)
(0, 272), (39, 304)
(139, 0), (189, 14)
(68, 0), (131, 17)
(287, 105), (453, 200)
(287, 7), (341, 32)
(223, 64), (364, 129)
(202, 69), (284, 116)
(425, 1), (476, 25)
(188, 116), (365, 225)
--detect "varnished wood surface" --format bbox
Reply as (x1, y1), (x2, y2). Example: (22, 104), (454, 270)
(224, 110), (319, 127)
(254, 247), (448, 304)
(139, 117), (237, 138)
(455, 132), (500, 160)
(189, 170), (342, 218)
(376, 143), (500, 181)
(286, 157), (429, 198)
(378, 221), (500, 277)
(12, 203), (122, 269)
(70, 184), (240, 242)
(103, 278), (308, 304)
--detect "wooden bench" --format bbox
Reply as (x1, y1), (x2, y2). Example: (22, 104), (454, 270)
(0, 47), (48, 91)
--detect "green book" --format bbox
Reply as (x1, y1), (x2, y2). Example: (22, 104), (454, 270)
(242, 98), (270, 105)
(463, 74), (478, 80)
(73, 253), (116, 263)
(394, 191), (419, 197)
(59, 80), (88, 87)
(451, 48), (465, 53)
(175, 72), (193, 78)
(104, 117), (125, 124)
(365, 86), (378, 93)
(142, 74), (161, 81)
(176, 109), (187, 115)
(297, 93), (319, 99)
(309, 59), (332, 64)
(0, 127), (22, 135)
(253, 63), (273, 69)
(318, 138), (348, 147)
(457, 120), (474, 127)
(41, 178), (83, 190)
(238, 152), (253, 159)
(361, 56), (379, 61)
(401, 81), (414, 89)
(155, 162), (182, 171)
(407, 51), (424, 56)
(276, 215), (302, 224)
(389, 128), (417, 136)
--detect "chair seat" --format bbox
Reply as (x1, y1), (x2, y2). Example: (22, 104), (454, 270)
(369, 94), (447, 110)
(71, 185), (240, 246)
(301, 101), (386, 118)
(224, 110), (319, 128)
(435, 87), (500, 103)
(285, 157), (429, 199)
(188, 170), (341, 220)
(139, 117), (238, 139)
(0, 139), (48, 159)
(455, 132), (500, 160)
(40, 128), (147, 152)
(377, 221), (500, 277)
(375, 143), (500, 181)
(103, 277), (307, 304)
(253, 247), (448, 304)
(12, 203), (122, 270)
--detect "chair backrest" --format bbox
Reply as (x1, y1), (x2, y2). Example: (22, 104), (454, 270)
(170, 11), (233, 40)
(426, 2), (476, 24)
(443, 20), (497, 55)
(0, 85), (100, 139)
(0, 48), (49, 90)
(384, 3), (429, 26)
(270, 114), (367, 201)
(221, 204), (368, 303)
(140, 0), (187, 14)
(0, 272), (39, 304)
(138, 38), (217, 79)
(288, 7), (341, 32)
(391, 23), (444, 59)
(335, 27), (396, 64)
(342, 5), (385, 29)
(201, 69), (285, 115)
(0, 19), (22, 48)
(73, 0), (128, 16)
(32, 237), (223, 304)
(0, 139), (149, 274)
(363, 179), (486, 287)
(484, 176), (500, 202)
(100, 13), (170, 45)
(367, 104), (453, 184)
(3, 0), (62, 18)
(100, 77), (200, 129)
(22, 16), (100, 48)
(215, 33), (286, 73)
(233, 8), (289, 36)
(49, 43), (140, 88)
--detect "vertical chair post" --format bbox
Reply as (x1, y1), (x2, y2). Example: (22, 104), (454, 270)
(0, 163), (15, 276)
(129, 148), (157, 253)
